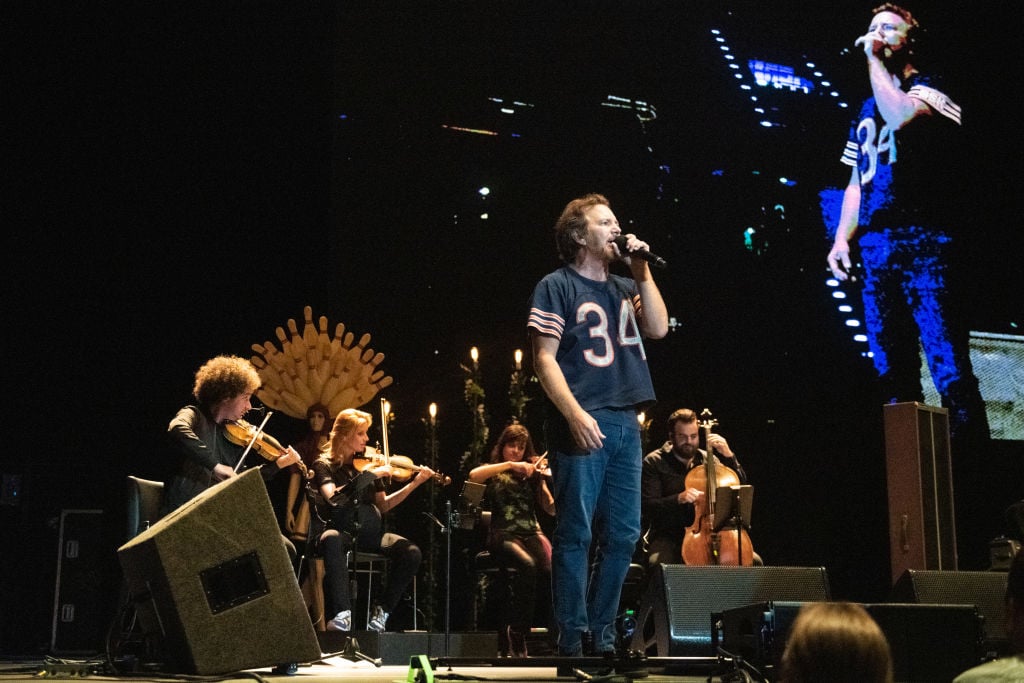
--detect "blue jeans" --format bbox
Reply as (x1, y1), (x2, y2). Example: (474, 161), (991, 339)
(548, 407), (641, 654)
(860, 226), (988, 440)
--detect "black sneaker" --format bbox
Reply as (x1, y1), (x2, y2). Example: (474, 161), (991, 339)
(612, 649), (649, 678)
(556, 651), (614, 678)
(555, 645), (583, 678)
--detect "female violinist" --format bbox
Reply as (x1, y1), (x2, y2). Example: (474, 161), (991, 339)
(310, 408), (436, 633)
(468, 424), (554, 657)
(163, 355), (302, 516)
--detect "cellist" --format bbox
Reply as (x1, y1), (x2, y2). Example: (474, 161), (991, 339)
(640, 408), (758, 566)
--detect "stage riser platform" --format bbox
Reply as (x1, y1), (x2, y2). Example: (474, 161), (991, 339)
(317, 631), (497, 665)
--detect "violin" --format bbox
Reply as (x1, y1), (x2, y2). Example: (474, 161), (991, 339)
(680, 410), (755, 566)
(224, 419), (311, 480)
(353, 447), (452, 486)
(527, 452), (551, 478)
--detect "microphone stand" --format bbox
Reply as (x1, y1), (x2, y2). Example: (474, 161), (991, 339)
(423, 499), (457, 658)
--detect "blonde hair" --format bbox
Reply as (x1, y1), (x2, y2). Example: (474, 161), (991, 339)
(322, 408), (372, 463)
(779, 602), (893, 683)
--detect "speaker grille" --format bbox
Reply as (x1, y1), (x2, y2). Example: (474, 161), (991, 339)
(119, 469), (321, 674)
(634, 565), (831, 658)
(892, 569), (1008, 652)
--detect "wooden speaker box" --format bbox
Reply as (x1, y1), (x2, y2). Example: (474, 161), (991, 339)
(883, 402), (957, 584)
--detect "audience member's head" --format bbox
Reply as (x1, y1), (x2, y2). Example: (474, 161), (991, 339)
(779, 601), (893, 683)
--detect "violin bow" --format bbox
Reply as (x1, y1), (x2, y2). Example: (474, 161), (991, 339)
(379, 397), (391, 475)
(234, 410), (275, 473)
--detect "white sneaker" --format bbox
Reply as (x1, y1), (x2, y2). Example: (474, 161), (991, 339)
(326, 609), (351, 632)
(367, 606), (389, 632)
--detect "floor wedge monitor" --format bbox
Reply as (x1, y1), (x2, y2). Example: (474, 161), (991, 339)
(631, 564), (831, 660)
(118, 469), (321, 675)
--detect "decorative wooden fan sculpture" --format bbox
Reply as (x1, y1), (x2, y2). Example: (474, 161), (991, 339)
(250, 305), (393, 419)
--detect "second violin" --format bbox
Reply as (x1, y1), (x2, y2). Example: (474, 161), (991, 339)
(353, 447), (451, 486)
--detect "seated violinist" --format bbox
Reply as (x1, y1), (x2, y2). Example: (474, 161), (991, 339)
(163, 354), (302, 515)
(640, 408), (760, 566)
(468, 423), (555, 657)
(310, 408), (435, 633)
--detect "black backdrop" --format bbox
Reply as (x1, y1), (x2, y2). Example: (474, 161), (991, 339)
(3, 1), (1022, 654)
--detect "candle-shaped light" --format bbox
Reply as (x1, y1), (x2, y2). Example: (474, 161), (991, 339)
(637, 411), (646, 426)
(429, 402), (437, 425)
(514, 349), (523, 371)
(470, 346), (479, 369)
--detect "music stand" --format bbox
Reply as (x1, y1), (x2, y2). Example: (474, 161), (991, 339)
(713, 485), (753, 531)
(458, 481), (486, 530)
(328, 470), (377, 508)
(713, 485), (754, 564)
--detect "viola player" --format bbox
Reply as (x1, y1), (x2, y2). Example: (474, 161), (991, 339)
(163, 354), (301, 515)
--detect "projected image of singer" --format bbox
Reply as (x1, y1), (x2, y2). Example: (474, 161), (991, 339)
(825, 3), (988, 445)
(528, 192), (668, 665)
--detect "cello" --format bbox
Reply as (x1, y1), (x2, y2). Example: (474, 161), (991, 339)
(680, 409), (755, 566)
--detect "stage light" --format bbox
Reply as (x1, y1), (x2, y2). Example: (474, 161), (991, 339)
(832, 291), (848, 299)
(845, 319), (861, 327)
(478, 187), (490, 196)
(839, 305), (853, 313)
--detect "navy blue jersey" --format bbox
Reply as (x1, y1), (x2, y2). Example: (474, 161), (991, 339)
(840, 71), (963, 230)
(527, 266), (656, 412)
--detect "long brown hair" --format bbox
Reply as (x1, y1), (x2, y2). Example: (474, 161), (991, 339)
(488, 423), (539, 463)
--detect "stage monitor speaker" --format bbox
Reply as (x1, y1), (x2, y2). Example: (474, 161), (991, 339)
(883, 402), (957, 584)
(718, 601), (984, 682)
(118, 469), (321, 675)
(630, 565), (831, 660)
(891, 568), (1009, 656)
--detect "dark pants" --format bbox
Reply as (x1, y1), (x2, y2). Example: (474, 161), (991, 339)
(488, 530), (552, 631)
(320, 504), (421, 617)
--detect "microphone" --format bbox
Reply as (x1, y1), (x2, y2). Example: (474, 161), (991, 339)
(614, 235), (667, 269)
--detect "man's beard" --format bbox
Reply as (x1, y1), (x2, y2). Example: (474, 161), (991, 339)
(675, 444), (697, 459)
